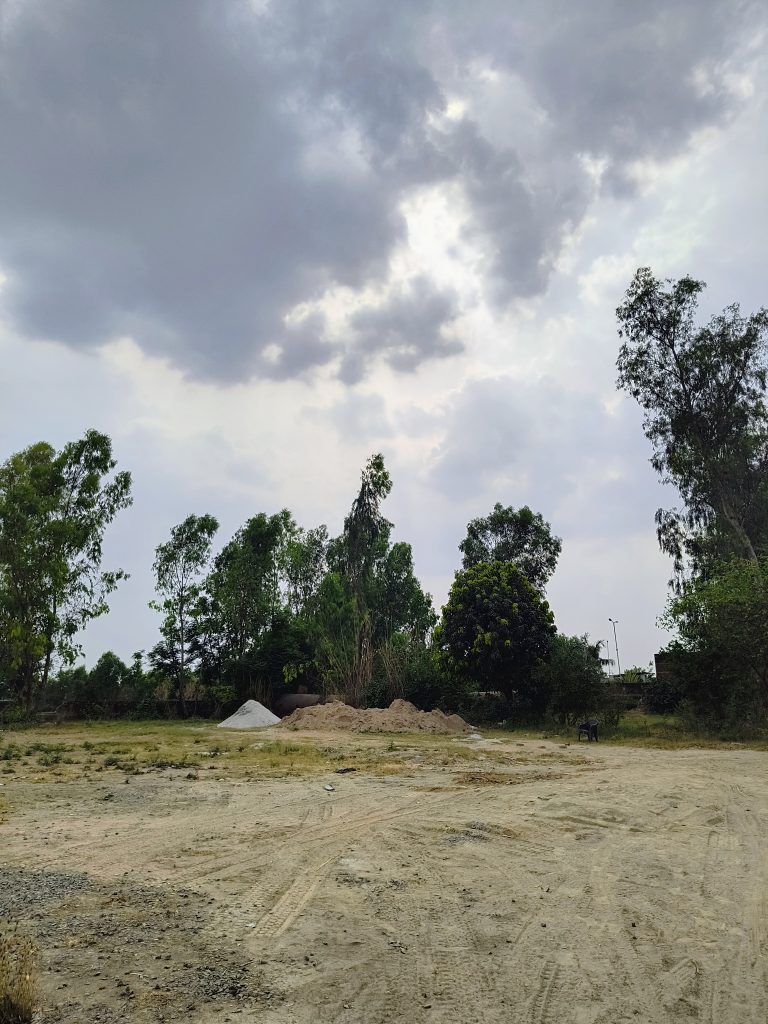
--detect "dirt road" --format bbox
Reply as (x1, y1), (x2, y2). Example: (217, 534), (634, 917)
(1, 731), (766, 1023)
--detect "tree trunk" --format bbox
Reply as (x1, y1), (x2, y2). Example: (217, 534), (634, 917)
(718, 495), (759, 563)
(23, 660), (36, 713)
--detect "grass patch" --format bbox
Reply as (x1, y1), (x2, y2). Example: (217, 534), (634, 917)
(486, 713), (768, 749)
(0, 925), (37, 1024)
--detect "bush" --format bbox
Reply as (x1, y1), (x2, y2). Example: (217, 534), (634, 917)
(0, 924), (36, 1024)
(534, 634), (623, 729)
(641, 673), (684, 715)
(662, 558), (768, 734)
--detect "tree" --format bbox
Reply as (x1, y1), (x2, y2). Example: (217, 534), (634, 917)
(325, 454), (393, 705)
(439, 561), (556, 705)
(149, 513), (218, 713)
(0, 431), (132, 709)
(284, 525), (328, 615)
(616, 268), (768, 584)
(533, 634), (617, 726)
(661, 558), (768, 731)
(371, 541), (436, 646)
(193, 511), (301, 706)
(459, 504), (562, 591)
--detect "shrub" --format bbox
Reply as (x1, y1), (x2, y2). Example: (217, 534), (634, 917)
(0, 924), (36, 1024)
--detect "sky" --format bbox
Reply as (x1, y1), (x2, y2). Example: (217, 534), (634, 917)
(1, 0), (767, 672)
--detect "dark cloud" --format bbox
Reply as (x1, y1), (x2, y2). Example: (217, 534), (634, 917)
(341, 276), (462, 383)
(0, 0), (761, 380)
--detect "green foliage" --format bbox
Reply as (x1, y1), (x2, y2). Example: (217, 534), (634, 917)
(310, 571), (360, 698)
(149, 513), (218, 710)
(662, 557), (768, 733)
(371, 541), (437, 645)
(319, 453), (437, 706)
(193, 512), (319, 707)
(0, 431), (132, 709)
(617, 268), (768, 584)
(439, 561), (556, 703)
(534, 634), (619, 726)
(460, 503), (562, 591)
(284, 525), (328, 614)
(640, 672), (684, 715)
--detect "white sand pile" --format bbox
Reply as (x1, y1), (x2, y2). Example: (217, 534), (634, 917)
(280, 698), (470, 735)
(218, 700), (280, 729)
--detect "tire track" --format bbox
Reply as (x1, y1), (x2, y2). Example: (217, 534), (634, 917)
(528, 961), (561, 1024)
(249, 854), (336, 939)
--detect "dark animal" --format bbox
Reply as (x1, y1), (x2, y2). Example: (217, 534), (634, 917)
(578, 719), (598, 742)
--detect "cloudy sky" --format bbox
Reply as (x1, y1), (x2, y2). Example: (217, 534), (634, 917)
(1, 0), (766, 671)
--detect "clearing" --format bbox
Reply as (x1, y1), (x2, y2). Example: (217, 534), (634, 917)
(0, 721), (766, 1023)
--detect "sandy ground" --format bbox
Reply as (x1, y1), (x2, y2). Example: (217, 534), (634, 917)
(1, 729), (767, 1024)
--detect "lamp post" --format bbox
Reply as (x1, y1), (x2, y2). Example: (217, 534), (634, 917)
(609, 618), (622, 676)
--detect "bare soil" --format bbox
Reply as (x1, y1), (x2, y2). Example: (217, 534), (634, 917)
(1, 726), (766, 1023)
(280, 698), (471, 734)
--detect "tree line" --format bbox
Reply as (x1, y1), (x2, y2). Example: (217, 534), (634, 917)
(618, 268), (768, 735)
(0, 440), (614, 726)
(4, 266), (765, 734)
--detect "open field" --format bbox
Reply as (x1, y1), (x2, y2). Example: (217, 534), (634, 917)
(1, 721), (767, 1023)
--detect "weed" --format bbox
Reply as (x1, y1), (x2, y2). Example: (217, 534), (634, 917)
(0, 923), (37, 1024)
(0, 746), (21, 762)
(36, 752), (61, 767)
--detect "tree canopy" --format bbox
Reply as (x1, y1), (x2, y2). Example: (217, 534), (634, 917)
(149, 513), (218, 711)
(617, 268), (768, 583)
(439, 561), (556, 701)
(459, 503), (561, 591)
(0, 430), (132, 708)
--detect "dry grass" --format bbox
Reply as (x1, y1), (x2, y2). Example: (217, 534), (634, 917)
(0, 721), (506, 782)
(0, 925), (36, 1024)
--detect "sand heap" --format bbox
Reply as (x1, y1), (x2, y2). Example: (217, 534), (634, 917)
(280, 698), (470, 735)
(218, 700), (280, 729)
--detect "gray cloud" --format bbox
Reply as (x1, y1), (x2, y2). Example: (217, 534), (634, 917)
(427, 375), (666, 542)
(341, 276), (462, 383)
(0, 0), (761, 380)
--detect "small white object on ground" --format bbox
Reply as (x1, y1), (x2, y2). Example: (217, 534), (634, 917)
(217, 700), (280, 729)
(324, 784), (335, 792)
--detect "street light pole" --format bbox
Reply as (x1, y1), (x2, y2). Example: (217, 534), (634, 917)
(609, 618), (622, 676)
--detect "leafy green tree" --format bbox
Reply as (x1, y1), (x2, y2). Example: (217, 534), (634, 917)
(459, 504), (562, 591)
(371, 541), (436, 645)
(318, 454), (438, 706)
(325, 454), (393, 705)
(311, 571), (361, 699)
(662, 558), (768, 731)
(193, 511), (301, 706)
(284, 525), (328, 615)
(534, 634), (617, 726)
(149, 513), (218, 713)
(617, 268), (768, 583)
(0, 431), (132, 709)
(439, 561), (556, 705)
(205, 512), (291, 658)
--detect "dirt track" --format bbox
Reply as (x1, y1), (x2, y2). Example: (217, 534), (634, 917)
(1, 731), (767, 1023)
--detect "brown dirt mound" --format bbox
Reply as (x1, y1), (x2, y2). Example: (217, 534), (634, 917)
(279, 698), (471, 735)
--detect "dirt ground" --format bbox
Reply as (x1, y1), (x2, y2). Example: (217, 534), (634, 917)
(1, 724), (766, 1024)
